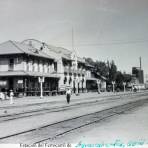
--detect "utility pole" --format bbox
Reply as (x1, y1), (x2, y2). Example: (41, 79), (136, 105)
(72, 27), (78, 71)
(39, 77), (44, 98)
(72, 27), (74, 54)
(112, 81), (115, 93)
(97, 80), (101, 94)
(123, 82), (126, 92)
(72, 27), (79, 95)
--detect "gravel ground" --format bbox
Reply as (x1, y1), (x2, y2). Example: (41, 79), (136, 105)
(49, 102), (148, 147)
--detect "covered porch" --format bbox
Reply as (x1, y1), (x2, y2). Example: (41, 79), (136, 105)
(0, 71), (59, 97)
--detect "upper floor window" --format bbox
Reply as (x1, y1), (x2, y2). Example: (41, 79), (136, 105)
(26, 59), (29, 71)
(54, 62), (57, 72)
(9, 59), (14, 71)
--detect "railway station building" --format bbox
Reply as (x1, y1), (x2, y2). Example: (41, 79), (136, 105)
(0, 39), (106, 97)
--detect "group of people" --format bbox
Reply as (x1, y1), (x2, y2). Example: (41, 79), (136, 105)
(0, 90), (14, 104)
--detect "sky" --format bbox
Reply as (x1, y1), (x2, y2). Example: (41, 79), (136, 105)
(0, 0), (148, 79)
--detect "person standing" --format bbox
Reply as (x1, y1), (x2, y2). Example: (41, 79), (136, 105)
(10, 90), (14, 104)
(97, 80), (101, 94)
(66, 88), (71, 104)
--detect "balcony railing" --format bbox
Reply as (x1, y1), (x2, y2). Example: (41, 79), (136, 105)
(8, 65), (14, 71)
(64, 66), (86, 74)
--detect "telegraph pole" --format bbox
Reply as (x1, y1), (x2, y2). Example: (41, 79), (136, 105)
(72, 27), (78, 70)
(112, 81), (115, 93)
(72, 27), (79, 95)
(39, 77), (44, 98)
(72, 27), (74, 54)
(123, 82), (126, 92)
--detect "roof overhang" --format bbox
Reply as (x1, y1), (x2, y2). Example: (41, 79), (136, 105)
(0, 71), (60, 78)
(85, 77), (98, 81)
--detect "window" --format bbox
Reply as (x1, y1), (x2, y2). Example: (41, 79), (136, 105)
(32, 60), (35, 72)
(54, 62), (57, 72)
(26, 59), (29, 71)
(9, 59), (14, 71)
(64, 77), (67, 84)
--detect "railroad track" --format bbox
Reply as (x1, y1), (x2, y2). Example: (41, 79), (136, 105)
(0, 92), (148, 144)
(0, 91), (145, 110)
(0, 92), (147, 123)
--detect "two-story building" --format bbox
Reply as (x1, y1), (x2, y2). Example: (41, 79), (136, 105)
(0, 40), (59, 96)
(22, 39), (88, 94)
(0, 39), (106, 97)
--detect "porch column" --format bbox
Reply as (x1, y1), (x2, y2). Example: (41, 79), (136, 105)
(39, 77), (44, 98)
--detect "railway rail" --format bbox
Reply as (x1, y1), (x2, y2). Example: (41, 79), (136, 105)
(0, 92), (148, 144)
(0, 91), (145, 110)
(0, 91), (147, 123)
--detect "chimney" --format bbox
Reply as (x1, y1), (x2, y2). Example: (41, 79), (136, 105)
(140, 57), (142, 70)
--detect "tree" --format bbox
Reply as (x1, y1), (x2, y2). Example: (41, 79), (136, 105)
(84, 56), (132, 91)
(94, 61), (109, 78)
(85, 57), (95, 66)
(115, 71), (124, 90)
(108, 60), (117, 83)
(123, 73), (132, 83)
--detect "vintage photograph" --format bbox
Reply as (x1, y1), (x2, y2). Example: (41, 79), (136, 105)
(0, 0), (148, 147)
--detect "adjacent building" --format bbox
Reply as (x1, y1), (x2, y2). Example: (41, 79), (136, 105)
(132, 67), (144, 84)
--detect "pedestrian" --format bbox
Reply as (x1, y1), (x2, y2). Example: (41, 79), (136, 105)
(97, 84), (100, 94)
(10, 90), (14, 104)
(133, 86), (137, 92)
(66, 88), (71, 104)
(0, 92), (2, 101)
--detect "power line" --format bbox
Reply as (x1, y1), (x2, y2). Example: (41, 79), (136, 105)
(55, 39), (148, 47)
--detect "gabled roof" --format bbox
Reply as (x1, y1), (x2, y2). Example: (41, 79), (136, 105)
(0, 40), (23, 54)
(47, 44), (83, 62)
(22, 39), (72, 60)
(21, 39), (86, 62)
(0, 39), (86, 63)
(47, 45), (72, 60)
(0, 40), (54, 60)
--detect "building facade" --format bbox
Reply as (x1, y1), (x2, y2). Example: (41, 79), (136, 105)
(0, 39), (106, 96)
(132, 67), (144, 84)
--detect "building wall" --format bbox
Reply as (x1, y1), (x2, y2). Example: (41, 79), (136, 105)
(0, 55), (57, 77)
(0, 47), (100, 94)
(22, 56), (56, 74)
(0, 58), (9, 71)
(86, 70), (91, 78)
(57, 59), (64, 74)
(13, 77), (24, 90)
(57, 58), (87, 92)
(0, 57), (24, 71)
(14, 57), (24, 71)
(132, 67), (144, 84)
(33, 60), (38, 72)
(138, 70), (144, 83)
